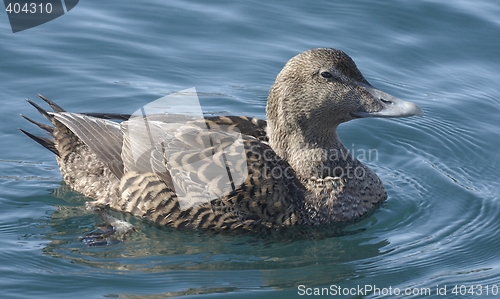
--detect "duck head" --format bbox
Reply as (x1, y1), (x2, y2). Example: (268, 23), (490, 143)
(266, 48), (423, 176)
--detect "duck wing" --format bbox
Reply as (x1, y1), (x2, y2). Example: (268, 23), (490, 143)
(121, 116), (249, 210)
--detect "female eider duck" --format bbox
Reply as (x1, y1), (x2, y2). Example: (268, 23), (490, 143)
(21, 48), (423, 232)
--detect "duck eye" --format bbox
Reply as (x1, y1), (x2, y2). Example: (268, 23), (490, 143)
(320, 71), (333, 79)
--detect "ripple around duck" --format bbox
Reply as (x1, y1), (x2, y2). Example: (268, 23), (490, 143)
(349, 171), (499, 295)
(336, 82), (500, 293)
(39, 204), (379, 271)
(351, 197), (500, 291)
(2, 181), (399, 296)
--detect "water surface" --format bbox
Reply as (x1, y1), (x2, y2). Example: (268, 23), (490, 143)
(1, 1), (500, 298)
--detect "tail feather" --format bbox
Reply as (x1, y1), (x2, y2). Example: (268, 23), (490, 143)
(20, 114), (54, 133)
(38, 94), (66, 113)
(21, 97), (59, 155)
(18, 128), (58, 156)
(26, 99), (54, 121)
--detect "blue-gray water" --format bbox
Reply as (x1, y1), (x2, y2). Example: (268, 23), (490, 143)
(1, 1), (500, 298)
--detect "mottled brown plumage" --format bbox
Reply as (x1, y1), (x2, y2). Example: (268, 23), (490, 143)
(21, 48), (423, 232)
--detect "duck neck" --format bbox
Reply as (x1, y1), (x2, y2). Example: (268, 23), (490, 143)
(267, 122), (358, 181)
(267, 121), (386, 225)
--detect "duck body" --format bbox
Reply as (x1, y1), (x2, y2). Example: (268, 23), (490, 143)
(21, 48), (423, 232)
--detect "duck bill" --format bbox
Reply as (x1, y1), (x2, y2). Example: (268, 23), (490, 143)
(351, 86), (424, 118)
